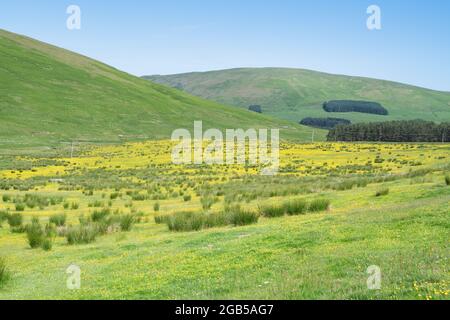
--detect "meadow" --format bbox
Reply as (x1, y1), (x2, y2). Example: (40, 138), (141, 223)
(0, 141), (448, 300)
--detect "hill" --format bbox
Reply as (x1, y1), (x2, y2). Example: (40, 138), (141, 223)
(144, 68), (450, 124)
(0, 31), (321, 149)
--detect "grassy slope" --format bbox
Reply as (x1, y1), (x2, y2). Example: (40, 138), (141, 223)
(0, 31), (322, 149)
(144, 68), (450, 124)
(0, 174), (448, 299)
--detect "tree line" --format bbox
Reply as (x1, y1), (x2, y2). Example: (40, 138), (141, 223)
(327, 120), (450, 142)
(323, 100), (388, 115)
(300, 117), (351, 129)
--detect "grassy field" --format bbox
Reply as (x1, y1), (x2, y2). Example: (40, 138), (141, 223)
(0, 141), (448, 300)
(0, 30), (320, 149)
(145, 68), (450, 124)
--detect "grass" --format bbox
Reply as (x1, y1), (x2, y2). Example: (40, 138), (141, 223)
(0, 30), (319, 149)
(375, 188), (390, 197)
(0, 140), (449, 299)
(445, 175), (450, 186)
(0, 257), (10, 288)
(145, 68), (450, 124)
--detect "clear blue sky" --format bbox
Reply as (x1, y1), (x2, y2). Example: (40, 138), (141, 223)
(1, 0), (449, 91)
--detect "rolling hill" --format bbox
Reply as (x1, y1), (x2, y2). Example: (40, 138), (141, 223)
(144, 68), (450, 124)
(0, 30), (321, 149)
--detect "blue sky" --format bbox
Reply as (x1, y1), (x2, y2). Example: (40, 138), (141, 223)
(1, 0), (449, 91)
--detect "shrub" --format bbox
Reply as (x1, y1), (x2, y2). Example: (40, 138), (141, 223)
(153, 202), (160, 212)
(7, 213), (23, 227)
(375, 188), (390, 197)
(66, 224), (98, 245)
(259, 204), (285, 218)
(0, 257), (10, 287)
(284, 199), (308, 216)
(445, 175), (450, 186)
(308, 199), (331, 212)
(26, 218), (45, 249)
(49, 213), (66, 227)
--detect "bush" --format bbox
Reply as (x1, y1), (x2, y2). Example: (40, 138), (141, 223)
(0, 257), (10, 287)
(445, 175), (450, 186)
(49, 213), (66, 227)
(284, 199), (308, 216)
(7, 213), (23, 227)
(26, 218), (45, 249)
(259, 204), (285, 218)
(66, 224), (98, 245)
(308, 199), (331, 212)
(375, 188), (390, 197)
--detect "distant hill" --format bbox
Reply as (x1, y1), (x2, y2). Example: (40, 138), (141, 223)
(144, 68), (450, 124)
(0, 31), (322, 149)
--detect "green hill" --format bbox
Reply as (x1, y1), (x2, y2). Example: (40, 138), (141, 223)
(144, 68), (450, 124)
(0, 30), (320, 149)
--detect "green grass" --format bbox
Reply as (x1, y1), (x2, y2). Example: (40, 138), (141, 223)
(0, 174), (448, 299)
(144, 68), (450, 124)
(0, 30), (322, 150)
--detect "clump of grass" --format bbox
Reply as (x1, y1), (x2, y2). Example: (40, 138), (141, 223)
(284, 199), (308, 216)
(15, 203), (25, 212)
(49, 213), (66, 227)
(0, 210), (9, 227)
(259, 204), (285, 218)
(154, 214), (170, 224)
(445, 175), (450, 186)
(153, 202), (160, 212)
(71, 202), (79, 210)
(0, 257), (11, 287)
(375, 188), (390, 197)
(167, 211), (204, 232)
(41, 239), (53, 251)
(66, 224), (98, 245)
(183, 195), (192, 202)
(118, 214), (135, 232)
(26, 218), (46, 249)
(91, 208), (111, 222)
(308, 199), (331, 212)
(2, 194), (11, 202)
(226, 206), (259, 226)
(7, 213), (23, 228)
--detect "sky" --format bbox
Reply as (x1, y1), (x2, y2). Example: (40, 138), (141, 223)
(1, 0), (449, 91)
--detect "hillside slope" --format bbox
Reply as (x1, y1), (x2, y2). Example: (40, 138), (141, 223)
(144, 68), (450, 124)
(0, 31), (320, 149)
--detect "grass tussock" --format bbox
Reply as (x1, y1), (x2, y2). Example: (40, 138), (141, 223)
(375, 187), (390, 197)
(0, 257), (11, 288)
(49, 214), (66, 227)
(260, 198), (330, 218)
(445, 175), (450, 186)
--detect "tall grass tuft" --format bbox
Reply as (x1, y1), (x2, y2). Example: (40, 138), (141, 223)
(26, 218), (45, 249)
(49, 213), (66, 227)
(66, 224), (98, 245)
(167, 211), (204, 232)
(259, 204), (285, 218)
(227, 206), (259, 226)
(445, 175), (450, 186)
(7, 213), (23, 228)
(0, 257), (10, 287)
(119, 214), (135, 231)
(284, 199), (308, 216)
(308, 199), (331, 212)
(375, 188), (390, 197)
